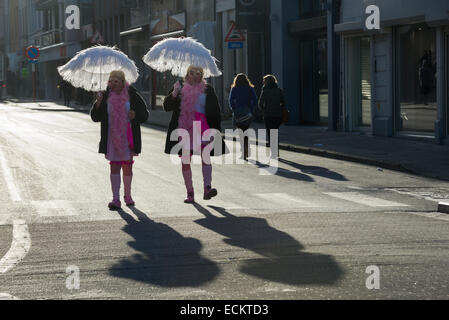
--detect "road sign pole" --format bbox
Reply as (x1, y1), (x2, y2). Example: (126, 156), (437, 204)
(32, 63), (36, 102)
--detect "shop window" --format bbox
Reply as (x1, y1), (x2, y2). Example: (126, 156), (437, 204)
(396, 24), (436, 132)
(317, 38), (328, 124)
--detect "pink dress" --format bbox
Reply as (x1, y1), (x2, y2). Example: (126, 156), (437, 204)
(106, 101), (134, 161)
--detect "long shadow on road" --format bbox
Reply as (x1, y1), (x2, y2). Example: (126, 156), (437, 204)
(193, 204), (344, 286)
(109, 207), (220, 287)
(278, 158), (348, 182)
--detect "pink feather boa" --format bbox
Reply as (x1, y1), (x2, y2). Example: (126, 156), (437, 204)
(108, 82), (130, 159)
(178, 80), (206, 131)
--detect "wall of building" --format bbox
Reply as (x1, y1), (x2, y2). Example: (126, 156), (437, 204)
(270, 0), (301, 125)
(338, 0), (449, 143)
(339, 0), (449, 29)
(184, 0), (215, 31)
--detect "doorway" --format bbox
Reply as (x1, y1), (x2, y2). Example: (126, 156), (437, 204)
(299, 37), (328, 125)
(345, 37), (372, 131)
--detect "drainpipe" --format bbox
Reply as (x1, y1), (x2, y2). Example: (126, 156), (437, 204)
(327, 0), (341, 131)
(435, 26), (446, 144)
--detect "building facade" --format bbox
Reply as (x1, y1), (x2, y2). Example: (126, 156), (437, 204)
(272, 0), (449, 144)
(215, 0), (271, 116)
(337, 0), (449, 144)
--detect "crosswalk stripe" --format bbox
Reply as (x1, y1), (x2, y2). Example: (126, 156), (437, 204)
(0, 293), (20, 300)
(255, 193), (319, 207)
(31, 200), (78, 217)
(0, 148), (22, 202)
(324, 192), (410, 207)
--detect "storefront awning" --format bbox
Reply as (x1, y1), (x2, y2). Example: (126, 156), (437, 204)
(150, 30), (185, 41)
(289, 16), (327, 35)
(120, 24), (149, 37)
(38, 42), (81, 63)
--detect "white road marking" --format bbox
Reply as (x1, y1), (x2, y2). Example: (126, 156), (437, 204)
(324, 192), (410, 207)
(0, 148), (22, 202)
(205, 199), (247, 210)
(31, 200), (78, 217)
(406, 211), (449, 222)
(255, 193), (319, 207)
(0, 293), (20, 300)
(0, 220), (31, 274)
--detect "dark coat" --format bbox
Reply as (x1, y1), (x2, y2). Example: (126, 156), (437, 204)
(163, 83), (228, 156)
(90, 86), (149, 155)
(258, 83), (285, 119)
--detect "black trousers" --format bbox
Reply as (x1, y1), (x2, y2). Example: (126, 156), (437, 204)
(264, 117), (282, 147)
(236, 123), (250, 159)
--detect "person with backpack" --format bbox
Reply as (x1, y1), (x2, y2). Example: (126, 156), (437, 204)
(229, 73), (258, 161)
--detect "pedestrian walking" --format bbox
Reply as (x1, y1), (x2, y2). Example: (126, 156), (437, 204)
(163, 65), (225, 204)
(90, 70), (149, 210)
(258, 74), (286, 155)
(418, 55), (434, 105)
(229, 73), (257, 161)
(59, 80), (72, 106)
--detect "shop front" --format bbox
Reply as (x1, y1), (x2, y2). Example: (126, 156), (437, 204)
(395, 24), (437, 135)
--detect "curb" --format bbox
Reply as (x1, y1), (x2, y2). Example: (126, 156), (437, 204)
(278, 143), (416, 175)
(437, 202), (449, 214)
(220, 132), (418, 177)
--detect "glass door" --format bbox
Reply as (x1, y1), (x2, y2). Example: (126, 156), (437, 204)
(345, 37), (372, 131)
(317, 38), (328, 124)
(396, 24), (436, 133)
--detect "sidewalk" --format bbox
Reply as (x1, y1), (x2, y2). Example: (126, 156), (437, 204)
(7, 98), (449, 182)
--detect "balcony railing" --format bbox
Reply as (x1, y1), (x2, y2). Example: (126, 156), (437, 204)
(32, 0), (58, 10)
(33, 28), (63, 47)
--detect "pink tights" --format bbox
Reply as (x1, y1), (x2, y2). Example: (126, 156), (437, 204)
(182, 162), (212, 192)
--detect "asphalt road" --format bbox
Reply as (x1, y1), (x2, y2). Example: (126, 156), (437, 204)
(0, 101), (448, 300)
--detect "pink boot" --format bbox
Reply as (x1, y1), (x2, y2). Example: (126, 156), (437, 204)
(108, 200), (121, 210)
(202, 164), (217, 200)
(109, 174), (121, 210)
(184, 190), (195, 204)
(124, 195), (135, 206)
(123, 174), (135, 206)
(182, 165), (194, 204)
(203, 186), (217, 200)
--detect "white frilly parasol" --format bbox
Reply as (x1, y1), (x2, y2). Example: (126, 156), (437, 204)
(57, 45), (139, 92)
(142, 37), (222, 78)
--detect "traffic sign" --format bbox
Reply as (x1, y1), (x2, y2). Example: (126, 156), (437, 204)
(25, 46), (40, 60)
(91, 31), (104, 44)
(228, 42), (243, 49)
(224, 23), (245, 42)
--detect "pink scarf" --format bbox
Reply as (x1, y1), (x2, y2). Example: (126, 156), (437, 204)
(108, 82), (130, 159)
(178, 80), (206, 131)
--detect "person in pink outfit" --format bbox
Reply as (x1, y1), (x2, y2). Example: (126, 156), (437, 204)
(163, 65), (227, 204)
(90, 70), (149, 210)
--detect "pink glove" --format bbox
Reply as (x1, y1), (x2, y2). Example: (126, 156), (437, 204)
(172, 81), (181, 97)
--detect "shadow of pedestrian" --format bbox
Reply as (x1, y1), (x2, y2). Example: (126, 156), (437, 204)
(109, 207), (220, 287)
(279, 158), (348, 181)
(250, 159), (315, 182)
(193, 204), (344, 286)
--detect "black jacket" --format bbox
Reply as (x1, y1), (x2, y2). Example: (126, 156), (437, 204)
(90, 86), (149, 155)
(163, 83), (228, 156)
(258, 83), (285, 119)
